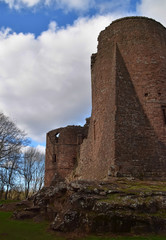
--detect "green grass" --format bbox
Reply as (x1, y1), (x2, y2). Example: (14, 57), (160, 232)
(81, 236), (166, 240)
(117, 180), (166, 193)
(0, 199), (20, 205)
(0, 211), (64, 240)
(0, 211), (166, 240)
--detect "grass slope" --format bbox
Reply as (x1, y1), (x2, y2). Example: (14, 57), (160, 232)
(82, 236), (166, 240)
(0, 211), (166, 240)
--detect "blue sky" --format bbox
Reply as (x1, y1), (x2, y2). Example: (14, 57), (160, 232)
(0, 2), (77, 36)
(0, 0), (139, 36)
(0, 0), (166, 151)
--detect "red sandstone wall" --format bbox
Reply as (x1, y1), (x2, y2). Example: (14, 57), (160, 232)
(76, 42), (117, 180)
(45, 125), (89, 186)
(45, 17), (166, 183)
(45, 129), (60, 187)
(76, 17), (166, 180)
(113, 18), (166, 179)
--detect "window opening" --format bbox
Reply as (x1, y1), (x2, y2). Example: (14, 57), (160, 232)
(161, 106), (166, 124)
(93, 120), (96, 141)
(55, 132), (60, 143)
(53, 154), (56, 162)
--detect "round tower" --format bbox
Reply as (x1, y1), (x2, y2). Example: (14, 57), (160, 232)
(77, 17), (166, 180)
(45, 125), (89, 186)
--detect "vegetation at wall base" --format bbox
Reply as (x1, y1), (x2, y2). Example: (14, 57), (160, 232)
(0, 210), (166, 240)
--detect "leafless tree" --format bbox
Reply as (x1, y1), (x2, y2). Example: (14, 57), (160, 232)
(32, 151), (45, 193)
(0, 113), (45, 200)
(22, 147), (45, 198)
(2, 151), (22, 200)
(0, 168), (6, 198)
(0, 112), (29, 199)
(0, 112), (29, 165)
(22, 147), (36, 198)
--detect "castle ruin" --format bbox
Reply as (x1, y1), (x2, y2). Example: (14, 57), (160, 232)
(45, 17), (166, 186)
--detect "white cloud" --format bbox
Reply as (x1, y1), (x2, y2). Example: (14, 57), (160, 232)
(22, 145), (45, 153)
(0, 14), (124, 143)
(36, 145), (45, 153)
(137, 0), (166, 26)
(53, 0), (95, 11)
(1, 0), (41, 8)
(1, 0), (95, 10)
(0, 0), (165, 145)
(0, 27), (12, 38)
(97, 0), (131, 14)
(0, 0), (133, 12)
(21, 0), (40, 7)
(48, 21), (58, 32)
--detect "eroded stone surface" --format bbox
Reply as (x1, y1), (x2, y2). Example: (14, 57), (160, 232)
(13, 180), (166, 234)
(45, 121), (90, 186)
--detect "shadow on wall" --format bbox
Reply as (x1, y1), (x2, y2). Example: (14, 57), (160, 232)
(115, 45), (166, 178)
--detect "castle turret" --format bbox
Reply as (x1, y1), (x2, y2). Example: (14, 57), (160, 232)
(76, 17), (166, 180)
(45, 125), (89, 186)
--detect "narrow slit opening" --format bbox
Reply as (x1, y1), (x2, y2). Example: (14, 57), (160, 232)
(161, 106), (166, 124)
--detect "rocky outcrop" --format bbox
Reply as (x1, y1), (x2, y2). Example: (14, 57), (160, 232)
(13, 180), (166, 235)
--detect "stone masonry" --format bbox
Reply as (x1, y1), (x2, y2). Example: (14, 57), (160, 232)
(45, 17), (166, 186)
(45, 120), (89, 186)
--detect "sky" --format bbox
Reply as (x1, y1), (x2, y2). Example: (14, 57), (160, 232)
(0, 0), (166, 151)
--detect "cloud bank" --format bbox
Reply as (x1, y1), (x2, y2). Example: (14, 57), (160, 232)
(0, 14), (123, 142)
(137, 0), (166, 26)
(0, 0), (165, 144)
(1, 0), (132, 10)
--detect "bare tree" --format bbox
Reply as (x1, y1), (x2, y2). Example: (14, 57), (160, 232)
(22, 147), (45, 198)
(22, 147), (36, 198)
(32, 151), (45, 193)
(0, 112), (29, 165)
(0, 167), (6, 198)
(0, 112), (29, 199)
(2, 151), (22, 200)
(0, 113), (45, 199)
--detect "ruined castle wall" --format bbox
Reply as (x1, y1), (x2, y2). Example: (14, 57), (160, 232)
(113, 18), (166, 179)
(45, 125), (88, 186)
(76, 45), (117, 180)
(45, 17), (166, 184)
(76, 17), (166, 180)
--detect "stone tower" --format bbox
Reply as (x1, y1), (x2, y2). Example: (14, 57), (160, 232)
(75, 17), (166, 180)
(45, 122), (89, 186)
(45, 17), (166, 186)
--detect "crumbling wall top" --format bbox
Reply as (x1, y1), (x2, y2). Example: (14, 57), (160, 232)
(47, 125), (85, 145)
(111, 16), (165, 27)
(98, 16), (166, 43)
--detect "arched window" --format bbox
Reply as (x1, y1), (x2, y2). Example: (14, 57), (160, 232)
(55, 132), (60, 143)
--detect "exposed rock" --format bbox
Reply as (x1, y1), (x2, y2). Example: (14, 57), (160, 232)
(12, 180), (166, 235)
(13, 210), (37, 220)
